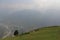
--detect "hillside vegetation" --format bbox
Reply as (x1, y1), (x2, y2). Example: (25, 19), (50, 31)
(2, 26), (60, 40)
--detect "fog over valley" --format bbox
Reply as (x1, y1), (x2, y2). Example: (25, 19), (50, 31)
(0, 9), (60, 38)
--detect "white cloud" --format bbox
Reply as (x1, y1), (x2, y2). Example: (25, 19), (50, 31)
(33, 0), (60, 9)
(0, 0), (60, 10)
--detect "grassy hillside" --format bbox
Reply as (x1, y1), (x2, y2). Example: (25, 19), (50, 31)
(2, 26), (60, 40)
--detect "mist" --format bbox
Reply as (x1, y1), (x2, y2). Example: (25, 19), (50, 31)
(0, 8), (60, 38)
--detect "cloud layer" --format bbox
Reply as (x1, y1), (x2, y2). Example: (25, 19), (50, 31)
(33, 0), (60, 9)
(0, 0), (60, 10)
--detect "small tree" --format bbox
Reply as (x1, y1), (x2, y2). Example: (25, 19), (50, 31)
(14, 30), (19, 36)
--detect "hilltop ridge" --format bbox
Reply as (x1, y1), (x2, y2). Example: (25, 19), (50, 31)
(3, 26), (60, 40)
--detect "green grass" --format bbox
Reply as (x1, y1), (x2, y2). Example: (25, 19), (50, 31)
(2, 26), (60, 40)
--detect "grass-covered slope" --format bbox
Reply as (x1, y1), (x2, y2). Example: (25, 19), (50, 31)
(3, 26), (60, 40)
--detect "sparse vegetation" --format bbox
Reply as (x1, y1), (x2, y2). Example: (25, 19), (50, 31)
(3, 26), (60, 40)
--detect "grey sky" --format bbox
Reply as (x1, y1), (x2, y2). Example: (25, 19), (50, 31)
(0, 0), (60, 11)
(0, 0), (32, 4)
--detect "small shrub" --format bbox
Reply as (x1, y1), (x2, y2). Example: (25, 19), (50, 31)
(14, 30), (19, 36)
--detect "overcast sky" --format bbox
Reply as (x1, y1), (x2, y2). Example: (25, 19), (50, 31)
(0, 0), (60, 10)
